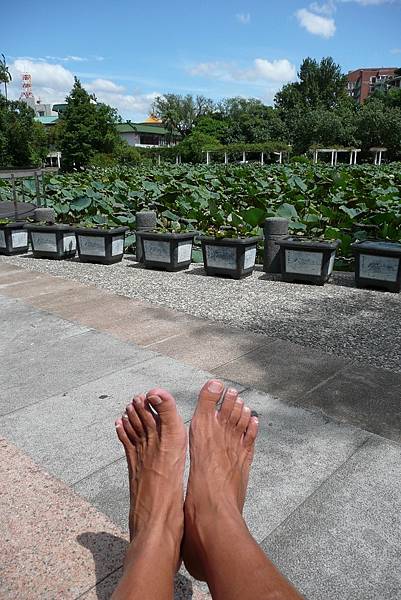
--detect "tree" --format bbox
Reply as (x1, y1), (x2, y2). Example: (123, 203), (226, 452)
(275, 57), (348, 112)
(0, 54), (12, 100)
(175, 131), (221, 163)
(218, 98), (288, 144)
(152, 94), (215, 138)
(57, 78), (120, 170)
(0, 95), (48, 167)
(275, 57), (357, 152)
(357, 97), (401, 159)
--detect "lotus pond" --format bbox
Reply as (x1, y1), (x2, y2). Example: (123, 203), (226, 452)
(0, 163), (400, 263)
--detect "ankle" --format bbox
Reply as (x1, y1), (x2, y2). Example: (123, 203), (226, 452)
(126, 523), (182, 569)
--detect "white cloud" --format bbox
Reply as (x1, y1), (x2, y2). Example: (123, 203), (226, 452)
(86, 78), (125, 93)
(7, 59), (156, 120)
(189, 58), (296, 84)
(309, 1), (337, 14)
(296, 8), (336, 37)
(11, 59), (75, 92)
(390, 47), (401, 54)
(250, 59), (297, 82)
(236, 13), (251, 24)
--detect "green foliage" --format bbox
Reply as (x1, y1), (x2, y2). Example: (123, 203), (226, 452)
(1, 163), (400, 258)
(152, 94), (215, 138)
(0, 96), (49, 167)
(57, 78), (121, 171)
(0, 53), (12, 100)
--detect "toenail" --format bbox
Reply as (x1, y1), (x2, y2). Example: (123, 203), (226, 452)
(134, 397), (143, 407)
(227, 388), (237, 395)
(148, 395), (163, 405)
(207, 380), (224, 393)
(122, 413), (128, 419)
(235, 397), (243, 404)
(243, 406), (250, 413)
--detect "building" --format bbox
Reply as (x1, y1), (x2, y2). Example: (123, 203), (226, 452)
(347, 67), (399, 103)
(116, 116), (177, 147)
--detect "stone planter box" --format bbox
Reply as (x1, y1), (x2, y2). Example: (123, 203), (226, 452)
(276, 236), (340, 285)
(140, 231), (195, 271)
(200, 236), (262, 279)
(0, 222), (29, 256)
(352, 240), (401, 293)
(75, 226), (128, 265)
(26, 224), (76, 260)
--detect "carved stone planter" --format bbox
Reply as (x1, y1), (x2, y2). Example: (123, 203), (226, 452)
(276, 237), (340, 285)
(200, 236), (262, 279)
(26, 224), (76, 260)
(140, 232), (195, 271)
(0, 222), (29, 256)
(352, 240), (401, 293)
(75, 226), (128, 265)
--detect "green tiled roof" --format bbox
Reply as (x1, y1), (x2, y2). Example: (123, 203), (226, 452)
(116, 122), (170, 135)
(35, 116), (59, 125)
(52, 103), (67, 113)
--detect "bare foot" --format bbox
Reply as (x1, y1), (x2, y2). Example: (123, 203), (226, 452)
(115, 388), (187, 570)
(183, 380), (259, 581)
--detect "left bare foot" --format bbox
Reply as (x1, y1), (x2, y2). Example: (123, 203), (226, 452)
(115, 388), (187, 569)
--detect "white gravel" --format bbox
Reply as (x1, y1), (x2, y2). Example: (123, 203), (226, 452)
(2, 253), (401, 373)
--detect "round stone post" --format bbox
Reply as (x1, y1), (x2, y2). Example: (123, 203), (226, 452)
(263, 217), (289, 273)
(136, 210), (157, 263)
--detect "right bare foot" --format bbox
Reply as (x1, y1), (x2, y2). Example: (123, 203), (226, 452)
(183, 379), (259, 581)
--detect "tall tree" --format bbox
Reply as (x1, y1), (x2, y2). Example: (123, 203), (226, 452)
(57, 77), (120, 170)
(0, 95), (48, 167)
(152, 94), (215, 138)
(0, 53), (12, 100)
(275, 57), (348, 112)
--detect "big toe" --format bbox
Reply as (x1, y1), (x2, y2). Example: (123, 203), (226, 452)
(196, 379), (225, 415)
(146, 388), (182, 429)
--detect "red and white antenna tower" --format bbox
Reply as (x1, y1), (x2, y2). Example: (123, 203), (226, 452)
(19, 73), (34, 100)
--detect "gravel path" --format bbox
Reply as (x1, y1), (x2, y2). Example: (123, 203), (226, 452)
(2, 253), (401, 373)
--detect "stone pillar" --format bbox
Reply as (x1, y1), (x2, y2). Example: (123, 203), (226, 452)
(136, 210), (157, 263)
(263, 217), (289, 273)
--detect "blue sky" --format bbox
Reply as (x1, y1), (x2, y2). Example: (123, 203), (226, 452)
(3, 0), (401, 120)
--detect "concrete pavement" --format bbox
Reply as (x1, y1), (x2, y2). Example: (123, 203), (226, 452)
(0, 262), (400, 599)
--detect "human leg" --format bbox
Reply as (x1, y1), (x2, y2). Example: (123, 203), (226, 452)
(183, 380), (303, 600)
(112, 389), (187, 600)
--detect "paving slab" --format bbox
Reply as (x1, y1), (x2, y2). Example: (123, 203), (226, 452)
(261, 436), (401, 600)
(0, 327), (155, 416)
(213, 339), (346, 402)
(301, 365), (401, 442)
(74, 389), (370, 544)
(149, 324), (271, 371)
(0, 295), (91, 356)
(0, 437), (129, 600)
(0, 276), (81, 300)
(0, 354), (245, 484)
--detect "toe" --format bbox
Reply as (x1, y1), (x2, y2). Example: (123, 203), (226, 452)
(243, 414), (259, 448)
(218, 387), (239, 424)
(123, 408), (140, 445)
(228, 396), (244, 426)
(134, 394), (157, 438)
(127, 399), (145, 439)
(196, 379), (225, 415)
(146, 387), (182, 431)
(116, 417), (136, 459)
(236, 405), (251, 436)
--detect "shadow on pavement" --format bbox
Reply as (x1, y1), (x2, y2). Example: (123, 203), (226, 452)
(77, 531), (195, 599)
